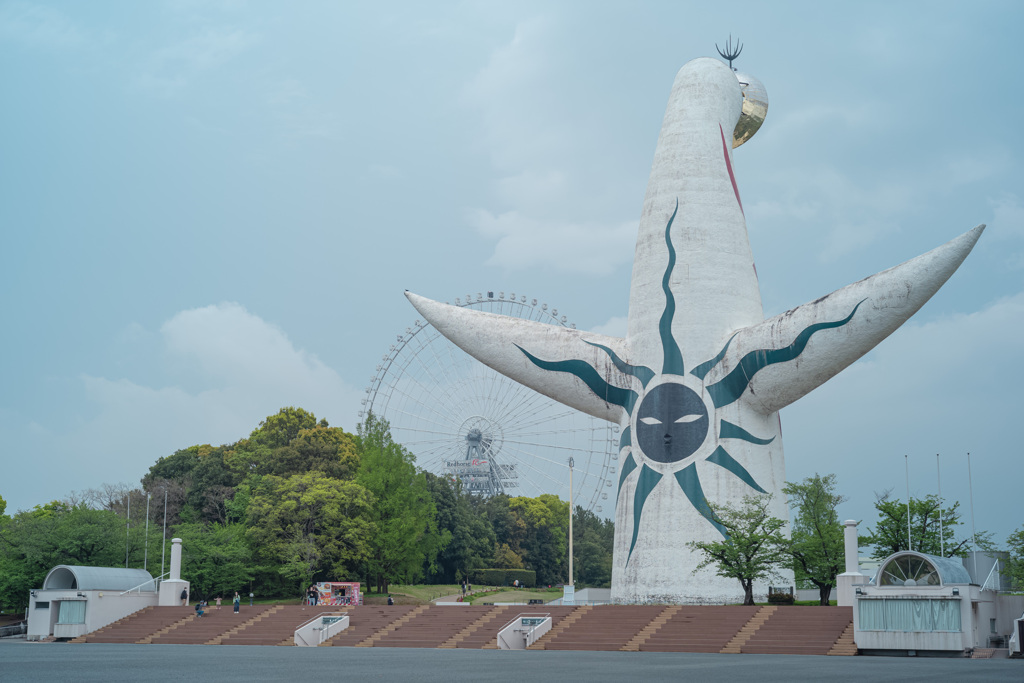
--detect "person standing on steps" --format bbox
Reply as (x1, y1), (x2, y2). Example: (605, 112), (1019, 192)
(233, 591), (241, 613)
(180, 588), (188, 606)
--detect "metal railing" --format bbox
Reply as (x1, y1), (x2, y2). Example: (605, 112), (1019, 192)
(496, 612), (550, 649)
(293, 612), (348, 646)
(981, 560), (1002, 592)
(119, 572), (168, 595)
(0, 622), (27, 638)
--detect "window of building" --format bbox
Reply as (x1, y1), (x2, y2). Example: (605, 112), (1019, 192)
(57, 601), (86, 624)
(878, 555), (941, 586)
(858, 598), (961, 631)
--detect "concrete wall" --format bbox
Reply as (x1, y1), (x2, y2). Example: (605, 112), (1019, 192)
(27, 589), (157, 640)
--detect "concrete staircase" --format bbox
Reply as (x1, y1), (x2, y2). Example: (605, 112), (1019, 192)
(139, 613), (196, 644)
(320, 605), (419, 647)
(720, 606), (775, 653)
(526, 606), (591, 650)
(354, 605), (430, 647)
(439, 605), (510, 648)
(62, 602), (855, 655)
(740, 606), (853, 655)
(826, 623), (858, 656)
(207, 605), (282, 645)
(69, 606), (152, 643)
(621, 606), (680, 651)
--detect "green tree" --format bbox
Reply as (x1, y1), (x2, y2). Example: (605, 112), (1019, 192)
(509, 494), (569, 586)
(246, 472), (374, 592)
(423, 474), (491, 583)
(492, 543), (524, 569)
(356, 413), (443, 593)
(1006, 526), (1024, 591)
(481, 494), (526, 560)
(572, 506), (614, 588)
(783, 474), (846, 605)
(861, 492), (979, 559)
(249, 407), (320, 450)
(0, 502), (126, 610)
(175, 522), (254, 599)
(687, 493), (790, 606)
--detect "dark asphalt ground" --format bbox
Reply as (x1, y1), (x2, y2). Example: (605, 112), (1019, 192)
(1, 640), (1021, 682)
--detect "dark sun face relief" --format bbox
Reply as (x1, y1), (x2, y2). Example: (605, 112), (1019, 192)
(635, 382), (708, 464)
(515, 201), (860, 557)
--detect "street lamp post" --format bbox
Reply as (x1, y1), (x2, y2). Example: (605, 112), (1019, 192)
(568, 457), (574, 588)
(125, 492), (131, 568)
(144, 493), (151, 573)
(161, 486), (168, 578)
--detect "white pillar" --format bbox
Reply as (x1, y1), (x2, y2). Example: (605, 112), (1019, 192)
(837, 520), (868, 607)
(169, 538), (183, 581)
(158, 537), (188, 606)
(843, 520), (859, 574)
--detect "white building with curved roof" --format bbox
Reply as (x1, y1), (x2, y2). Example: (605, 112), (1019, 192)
(26, 538), (190, 640)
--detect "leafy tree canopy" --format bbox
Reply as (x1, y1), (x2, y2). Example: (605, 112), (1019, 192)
(783, 473), (846, 605)
(861, 492), (986, 559)
(176, 522), (255, 599)
(356, 413), (443, 593)
(687, 493), (790, 606)
(245, 472), (374, 591)
(249, 406), (322, 450)
(1005, 526), (1024, 591)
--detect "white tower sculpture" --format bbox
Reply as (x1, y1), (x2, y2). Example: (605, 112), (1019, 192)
(407, 56), (983, 603)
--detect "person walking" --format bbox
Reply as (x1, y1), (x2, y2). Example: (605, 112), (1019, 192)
(233, 591), (241, 613)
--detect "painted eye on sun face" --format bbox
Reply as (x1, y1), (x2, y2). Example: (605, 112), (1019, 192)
(640, 417), (662, 425)
(675, 414), (702, 423)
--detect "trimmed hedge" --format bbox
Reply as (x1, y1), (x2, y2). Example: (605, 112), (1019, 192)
(767, 592), (795, 605)
(471, 568), (536, 588)
(504, 569), (536, 588)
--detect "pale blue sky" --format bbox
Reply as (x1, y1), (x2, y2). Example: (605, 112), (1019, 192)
(2, 1), (1021, 545)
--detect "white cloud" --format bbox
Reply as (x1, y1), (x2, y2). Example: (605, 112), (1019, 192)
(0, 2), (86, 50)
(588, 315), (627, 338)
(746, 165), (910, 262)
(461, 16), (559, 172)
(782, 290), (1024, 543)
(989, 194), (1024, 240)
(3, 303), (361, 511)
(137, 26), (259, 96)
(468, 208), (635, 274)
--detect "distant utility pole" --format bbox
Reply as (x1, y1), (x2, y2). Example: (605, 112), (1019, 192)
(568, 457), (574, 587)
(144, 493), (151, 573)
(125, 492), (131, 568)
(936, 454), (944, 557)
(904, 455), (912, 552)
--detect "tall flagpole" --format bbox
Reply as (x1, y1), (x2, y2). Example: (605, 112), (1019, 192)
(161, 487), (168, 577)
(144, 493), (151, 573)
(125, 492), (131, 568)
(904, 454), (912, 552)
(967, 452), (978, 582)
(936, 454), (944, 557)
(568, 457), (574, 587)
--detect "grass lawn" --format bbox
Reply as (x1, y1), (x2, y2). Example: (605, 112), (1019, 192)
(385, 584), (502, 603)
(469, 587), (562, 605)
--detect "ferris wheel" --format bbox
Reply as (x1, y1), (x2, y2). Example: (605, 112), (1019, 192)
(360, 290), (618, 514)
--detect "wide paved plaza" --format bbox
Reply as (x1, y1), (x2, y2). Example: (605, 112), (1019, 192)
(0, 640), (1020, 682)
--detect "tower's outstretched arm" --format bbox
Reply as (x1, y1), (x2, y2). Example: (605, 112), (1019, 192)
(405, 292), (630, 423)
(700, 224), (985, 414)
